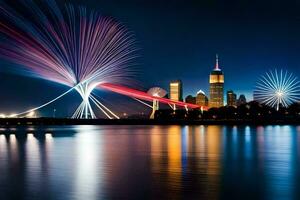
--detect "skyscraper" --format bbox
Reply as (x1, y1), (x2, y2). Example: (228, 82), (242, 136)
(209, 55), (224, 108)
(196, 90), (209, 107)
(169, 80), (183, 101)
(227, 90), (237, 107)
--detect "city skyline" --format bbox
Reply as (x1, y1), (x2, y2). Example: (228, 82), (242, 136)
(0, 49), (292, 115)
(179, 56), (246, 108)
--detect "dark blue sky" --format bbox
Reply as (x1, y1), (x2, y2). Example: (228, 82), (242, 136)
(0, 0), (300, 116)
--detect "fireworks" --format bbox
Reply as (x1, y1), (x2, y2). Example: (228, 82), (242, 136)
(147, 87), (167, 98)
(0, 0), (137, 118)
(254, 69), (300, 110)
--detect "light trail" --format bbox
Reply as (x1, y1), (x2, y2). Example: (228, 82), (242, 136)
(15, 87), (75, 117)
(0, 0), (205, 118)
(98, 83), (206, 110)
(0, 0), (138, 119)
(90, 95), (120, 119)
(8, 82), (204, 119)
(132, 98), (153, 108)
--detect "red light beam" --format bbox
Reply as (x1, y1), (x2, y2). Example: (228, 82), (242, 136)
(98, 83), (208, 110)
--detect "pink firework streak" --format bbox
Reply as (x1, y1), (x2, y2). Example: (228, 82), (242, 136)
(0, 1), (202, 119)
(0, 1), (137, 87)
(0, 0), (138, 119)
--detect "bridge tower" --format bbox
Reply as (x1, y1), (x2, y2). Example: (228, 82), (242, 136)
(151, 99), (159, 119)
(147, 87), (167, 119)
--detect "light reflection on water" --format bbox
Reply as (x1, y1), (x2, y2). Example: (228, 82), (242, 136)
(0, 125), (299, 199)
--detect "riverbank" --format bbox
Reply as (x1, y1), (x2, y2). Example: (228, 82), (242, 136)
(0, 118), (299, 126)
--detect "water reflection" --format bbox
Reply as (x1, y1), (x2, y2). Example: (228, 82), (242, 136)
(74, 126), (103, 200)
(25, 133), (41, 196)
(9, 134), (19, 164)
(263, 126), (295, 200)
(0, 135), (8, 186)
(0, 125), (299, 199)
(167, 126), (182, 197)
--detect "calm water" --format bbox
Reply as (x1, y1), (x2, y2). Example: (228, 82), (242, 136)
(0, 125), (300, 200)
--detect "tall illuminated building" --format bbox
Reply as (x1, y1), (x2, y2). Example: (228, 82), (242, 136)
(209, 55), (224, 108)
(169, 80), (183, 101)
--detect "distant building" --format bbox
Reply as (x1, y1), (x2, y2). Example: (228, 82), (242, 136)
(169, 80), (183, 101)
(196, 90), (209, 107)
(237, 94), (247, 106)
(185, 95), (196, 104)
(209, 55), (224, 108)
(227, 90), (237, 107)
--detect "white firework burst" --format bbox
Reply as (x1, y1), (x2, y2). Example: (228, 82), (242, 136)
(254, 69), (300, 110)
(147, 87), (167, 98)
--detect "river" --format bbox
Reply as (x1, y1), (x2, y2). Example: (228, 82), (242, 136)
(0, 125), (299, 199)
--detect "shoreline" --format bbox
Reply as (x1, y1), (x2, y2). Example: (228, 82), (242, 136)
(0, 118), (299, 126)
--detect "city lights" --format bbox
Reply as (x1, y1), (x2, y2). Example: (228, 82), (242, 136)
(9, 114), (17, 118)
(27, 111), (36, 118)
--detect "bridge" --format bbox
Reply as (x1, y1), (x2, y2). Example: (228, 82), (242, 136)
(11, 83), (208, 119)
(98, 83), (208, 119)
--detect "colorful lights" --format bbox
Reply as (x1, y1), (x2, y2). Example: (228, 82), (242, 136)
(98, 83), (205, 110)
(254, 69), (300, 110)
(0, 0), (137, 119)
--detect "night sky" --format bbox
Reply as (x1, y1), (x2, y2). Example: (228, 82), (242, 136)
(0, 0), (300, 116)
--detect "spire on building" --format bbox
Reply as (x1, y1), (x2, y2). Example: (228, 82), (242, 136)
(209, 54), (224, 108)
(215, 54), (220, 71)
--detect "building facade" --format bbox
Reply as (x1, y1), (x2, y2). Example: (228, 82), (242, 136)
(227, 90), (237, 107)
(169, 80), (183, 101)
(196, 90), (209, 107)
(209, 55), (224, 108)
